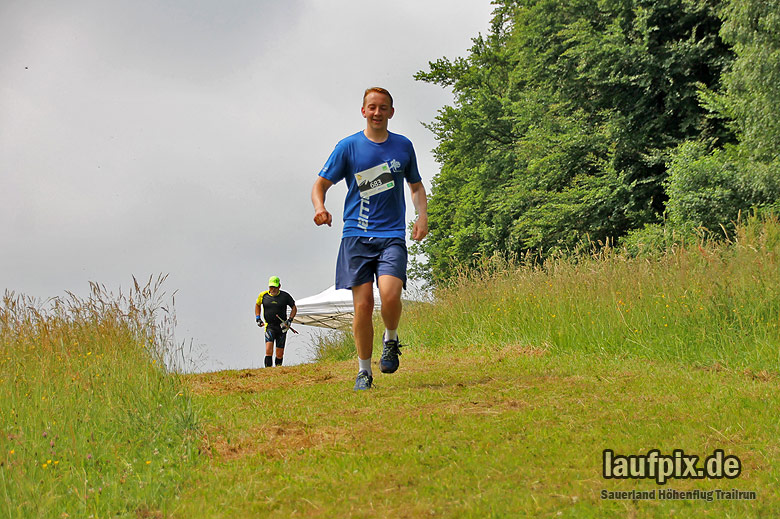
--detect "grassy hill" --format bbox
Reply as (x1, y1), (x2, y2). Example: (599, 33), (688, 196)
(3, 218), (779, 518)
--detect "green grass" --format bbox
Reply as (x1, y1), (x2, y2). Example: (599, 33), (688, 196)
(180, 353), (780, 518)
(4, 217), (780, 517)
(0, 276), (202, 518)
(398, 213), (780, 372)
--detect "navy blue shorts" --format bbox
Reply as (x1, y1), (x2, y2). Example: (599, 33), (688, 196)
(264, 328), (287, 349)
(336, 236), (407, 289)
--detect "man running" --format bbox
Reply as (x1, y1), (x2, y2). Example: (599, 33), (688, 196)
(255, 276), (297, 367)
(311, 86), (428, 390)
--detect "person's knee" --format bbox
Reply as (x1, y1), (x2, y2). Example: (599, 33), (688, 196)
(353, 289), (375, 315)
(380, 289), (401, 305)
(378, 275), (403, 296)
(354, 299), (374, 318)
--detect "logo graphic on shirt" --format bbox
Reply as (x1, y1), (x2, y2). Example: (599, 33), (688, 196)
(390, 159), (401, 173)
(358, 196), (370, 231)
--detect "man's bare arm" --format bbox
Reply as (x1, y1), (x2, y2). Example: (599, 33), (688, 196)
(311, 176), (334, 227)
(408, 181), (428, 241)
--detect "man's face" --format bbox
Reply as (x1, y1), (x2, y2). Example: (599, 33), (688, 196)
(361, 92), (394, 131)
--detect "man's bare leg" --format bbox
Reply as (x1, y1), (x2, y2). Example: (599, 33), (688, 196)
(377, 275), (403, 334)
(377, 275), (404, 373)
(351, 282), (375, 362)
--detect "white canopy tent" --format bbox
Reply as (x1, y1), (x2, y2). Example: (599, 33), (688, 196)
(292, 285), (380, 330)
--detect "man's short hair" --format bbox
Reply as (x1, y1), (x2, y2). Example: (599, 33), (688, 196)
(363, 87), (393, 107)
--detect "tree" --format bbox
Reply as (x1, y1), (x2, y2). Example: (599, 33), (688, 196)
(716, 0), (780, 161)
(664, 0), (780, 232)
(414, 0), (731, 285)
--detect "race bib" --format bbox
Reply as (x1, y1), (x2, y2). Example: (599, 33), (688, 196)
(355, 162), (395, 198)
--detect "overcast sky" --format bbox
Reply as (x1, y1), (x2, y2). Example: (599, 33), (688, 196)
(1, 0), (495, 371)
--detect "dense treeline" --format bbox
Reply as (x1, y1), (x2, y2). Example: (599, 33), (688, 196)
(413, 0), (780, 285)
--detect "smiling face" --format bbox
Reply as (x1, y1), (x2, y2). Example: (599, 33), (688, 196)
(361, 91), (394, 134)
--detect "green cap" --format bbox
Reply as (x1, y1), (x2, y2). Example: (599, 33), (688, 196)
(268, 276), (281, 287)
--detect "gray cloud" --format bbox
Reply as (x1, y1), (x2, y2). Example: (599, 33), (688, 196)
(1, 0), (493, 370)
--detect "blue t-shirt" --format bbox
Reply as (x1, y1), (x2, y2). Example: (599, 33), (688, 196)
(319, 131), (422, 238)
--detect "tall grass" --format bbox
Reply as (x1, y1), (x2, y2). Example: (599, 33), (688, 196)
(316, 215), (780, 371)
(310, 329), (355, 363)
(406, 214), (780, 370)
(0, 275), (201, 518)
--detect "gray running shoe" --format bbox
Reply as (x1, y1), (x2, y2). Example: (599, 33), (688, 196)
(353, 370), (373, 391)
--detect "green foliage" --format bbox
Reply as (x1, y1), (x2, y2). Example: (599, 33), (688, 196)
(662, 0), (780, 237)
(415, 0), (733, 285)
(665, 140), (743, 231)
(716, 0), (780, 161)
(0, 278), (201, 518)
(620, 222), (689, 256)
